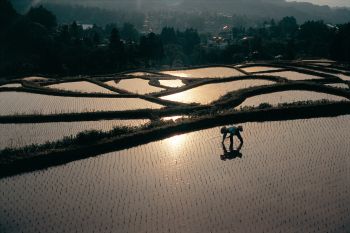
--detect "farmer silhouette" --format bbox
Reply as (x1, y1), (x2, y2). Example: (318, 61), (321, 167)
(220, 125), (244, 150)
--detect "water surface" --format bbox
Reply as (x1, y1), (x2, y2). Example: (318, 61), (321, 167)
(241, 66), (282, 73)
(0, 116), (349, 232)
(258, 71), (324, 80)
(237, 90), (348, 109)
(106, 78), (164, 94)
(161, 67), (244, 78)
(0, 92), (163, 116)
(0, 83), (22, 88)
(0, 119), (149, 149)
(161, 79), (275, 104)
(48, 81), (115, 94)
(159, 80), (185, 88)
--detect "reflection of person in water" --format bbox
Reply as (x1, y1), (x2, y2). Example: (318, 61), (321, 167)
(220, 125), (244, 150)
(220, 143), (243, 161)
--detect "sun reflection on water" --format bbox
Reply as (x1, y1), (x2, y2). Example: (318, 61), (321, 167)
(167, 134), (187, 149)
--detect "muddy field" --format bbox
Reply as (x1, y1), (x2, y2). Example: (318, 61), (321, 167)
(0, 116), (349, 233)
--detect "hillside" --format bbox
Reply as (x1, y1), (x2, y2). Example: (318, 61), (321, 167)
(9, 0), (350, 24)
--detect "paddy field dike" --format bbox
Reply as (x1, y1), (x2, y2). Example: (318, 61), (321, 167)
(0, 60), (349, 233)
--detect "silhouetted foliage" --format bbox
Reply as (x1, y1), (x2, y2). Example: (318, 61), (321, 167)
(26, 5), (57, 30)
(120, 23), (139, 42)
(1, 1), (350, 78)
(139, 33), (164, 67)
(0, 0), (18, 28)
(331, 23), (350, 61)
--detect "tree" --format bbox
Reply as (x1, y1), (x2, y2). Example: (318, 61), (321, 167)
(278, 16), (298, 37)
(0, 0), (18, 28)
(26, 5), (57, 30)
(139, 32), (164, 66)
(331, 23), (350, 61)
(120, 23), (139, 42)
(109, 28), (122, 49)
(161, 27), (177, 45)
(109, 28), (125, 69)
(181, 28), (200, 55)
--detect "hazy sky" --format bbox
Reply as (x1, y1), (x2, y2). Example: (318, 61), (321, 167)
(287, 0), (350, 7)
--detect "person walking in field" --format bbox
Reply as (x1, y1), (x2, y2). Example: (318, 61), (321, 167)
(220, 125), (244, 151)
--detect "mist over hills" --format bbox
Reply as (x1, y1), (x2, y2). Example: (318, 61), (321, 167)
(9, 0), (350, 24)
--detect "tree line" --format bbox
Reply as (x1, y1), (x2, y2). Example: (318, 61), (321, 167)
(0, 0), (349, 78)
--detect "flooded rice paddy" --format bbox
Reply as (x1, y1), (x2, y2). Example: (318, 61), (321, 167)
(241, 66), (282, 73)
(159, 79), (185, 88)
(258, 71), (324, 80)
(338, 74), (350, 81)
(161, 67), (244, 78)
(105, 79), (164, 94)
(0, 92), (163, 116)
(0, 116), (349, 233)
(22, 76), (49, 81)
(0, 83), (22, 88)
(47, 81), (116, 94)
(0, 120), (149, 149)
(161, 79), (275, 104)
(237, 90), (348, 108)
(161, 115), (188, 121)
(125, 72), (153, 76)
(326, 83), (349, 89)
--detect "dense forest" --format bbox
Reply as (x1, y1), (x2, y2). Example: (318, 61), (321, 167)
(1, 0), (350, 77)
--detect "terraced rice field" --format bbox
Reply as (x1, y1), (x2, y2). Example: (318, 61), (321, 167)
(0, 83), (22, 88)
(47, 81), (116, 94)
(106, 78), (164, 94)
(22, 76), (48, 81)
(302, 59), (335, 64)
(1, 116), (349, 233)
(126, 72), (154, 76)
(258, 71), (324, 80)
(161, 67), (244, 78)
(241, 66), (282, 73)
(326, 83), (349, 89)
(338, 74), (350, 81)
(237, 90), (348, 109)
(309, 63), (331, 66)
(161, 79), (275, 104)
(0, 92), (163, 116)
(0, 119), (149, 149)
(162, 115), (188, 121)
(159, 79), (185, 88)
